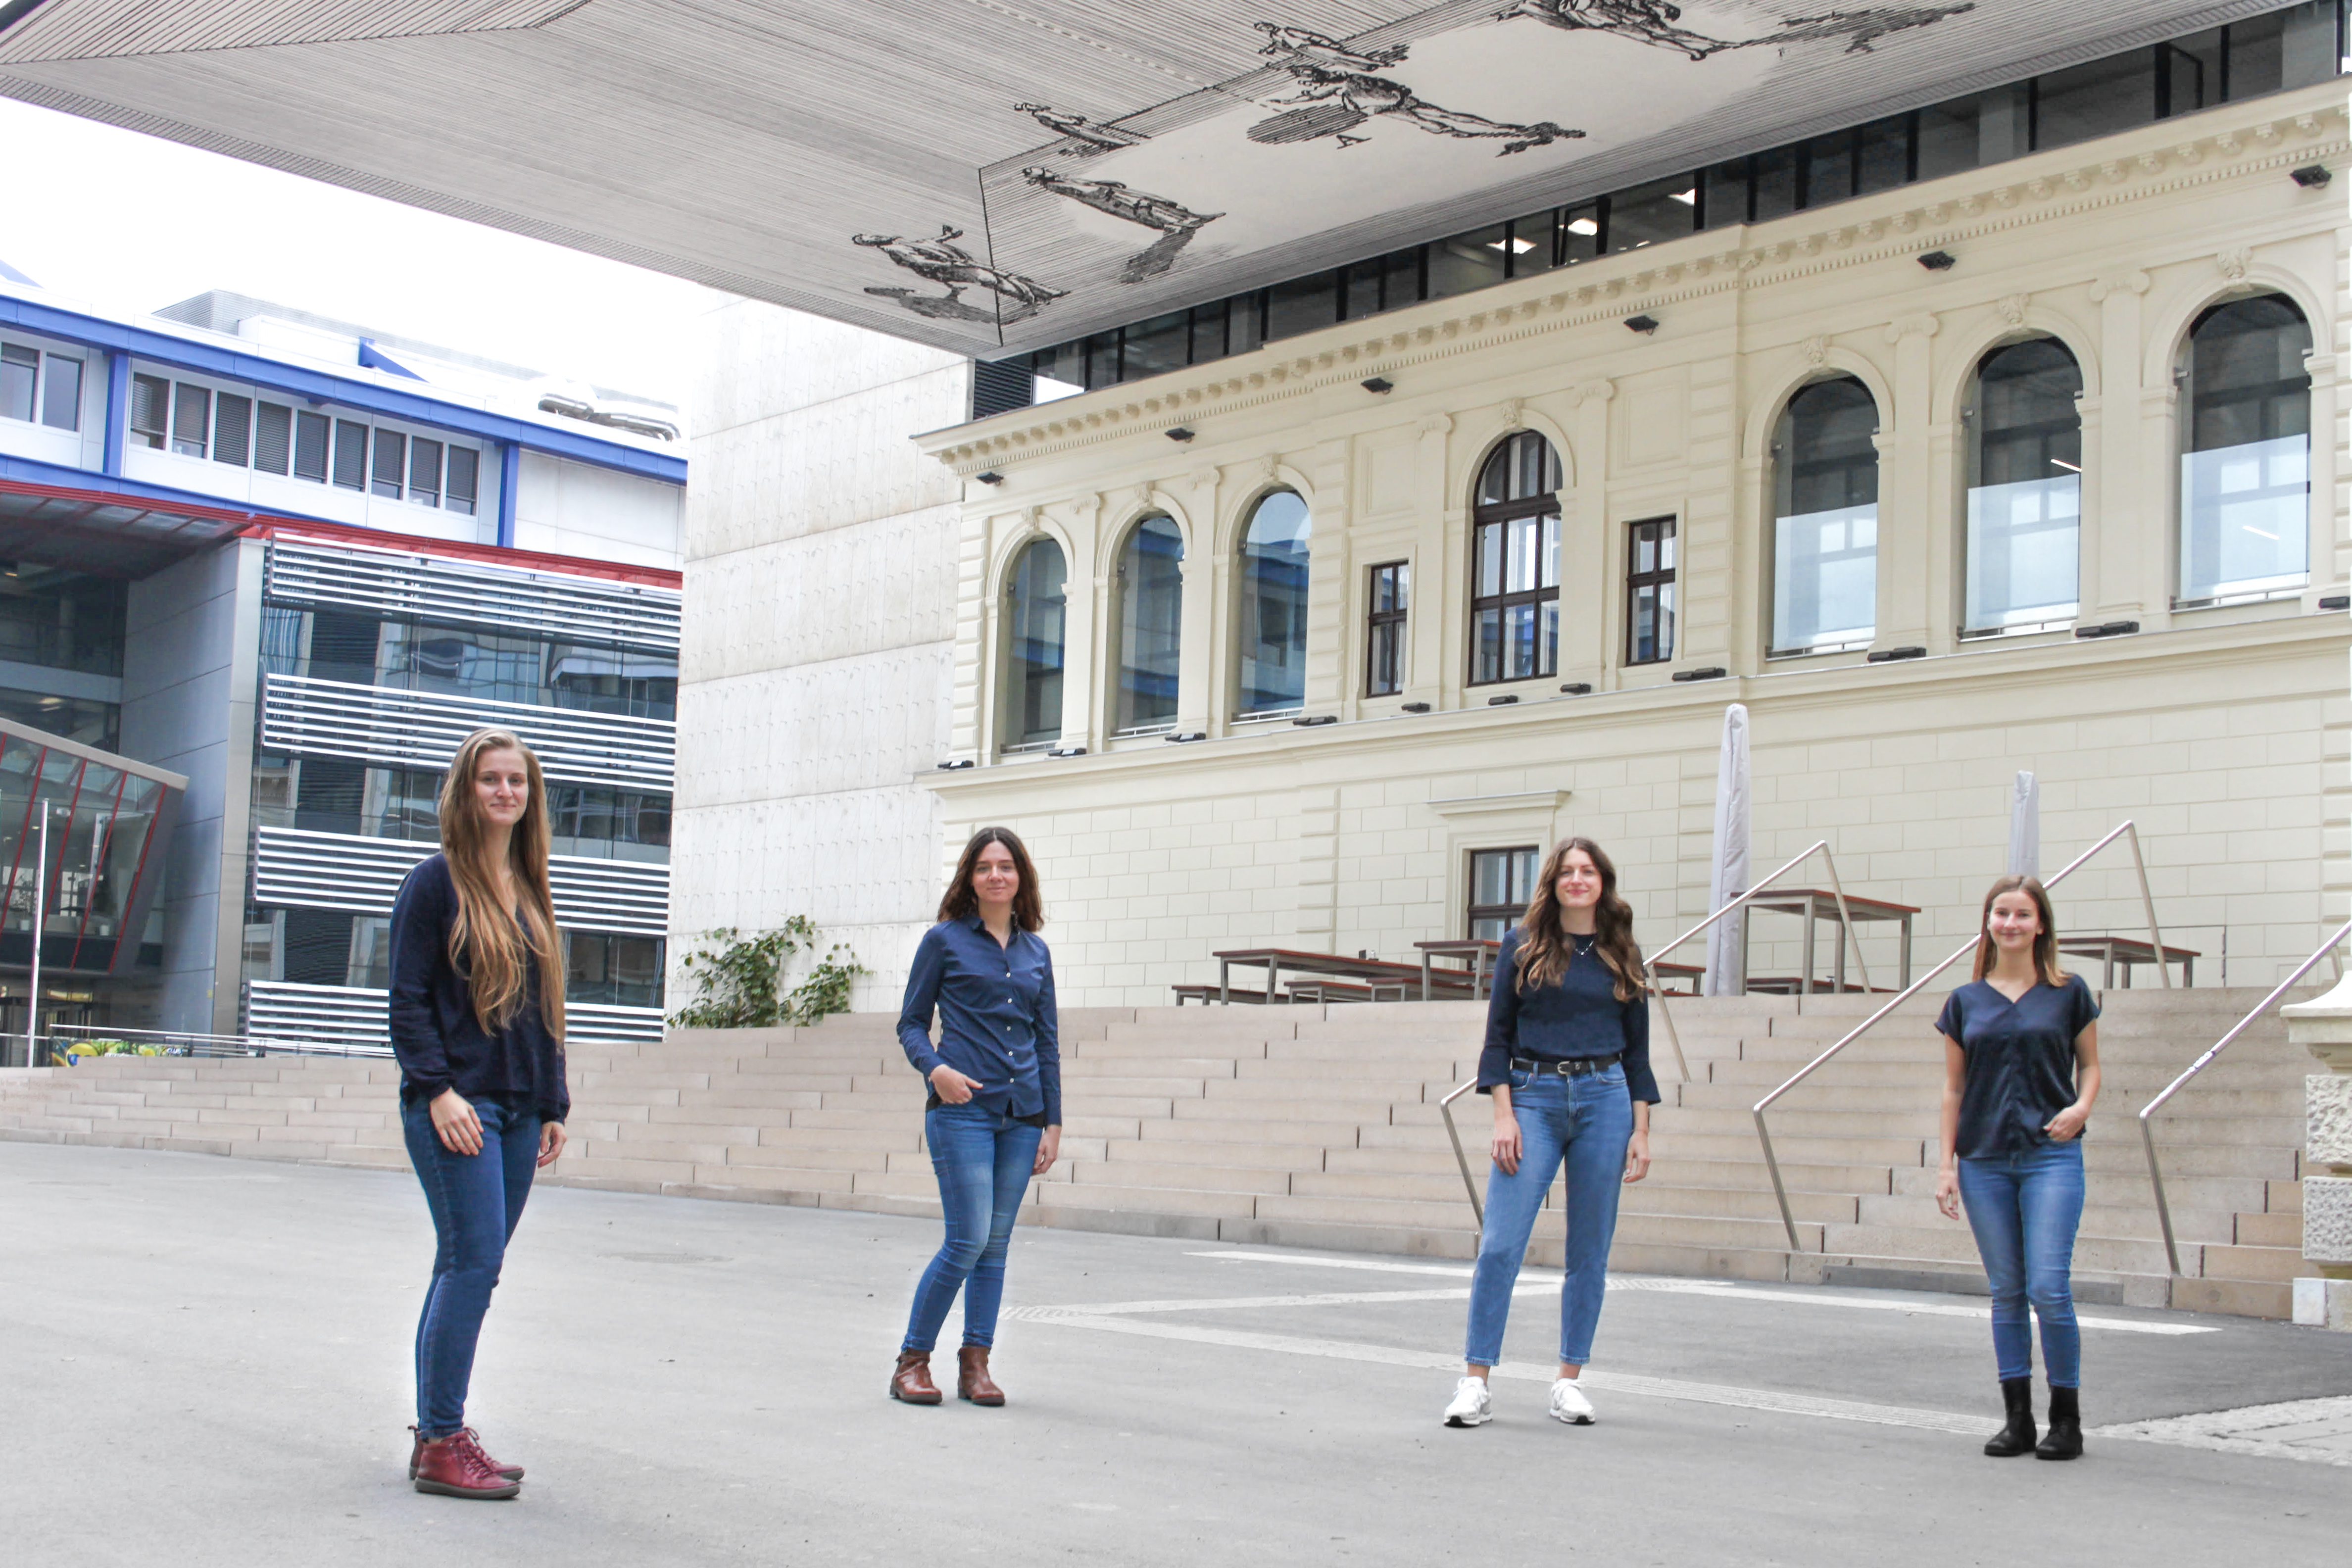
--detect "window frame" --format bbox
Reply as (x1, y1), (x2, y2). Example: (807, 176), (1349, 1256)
(1767, 375), (1882, 658)
(1364, 560), (1409, 698)
(1624, 516), (1677, 667)
(2174, 290), (2314, 608)
(1960, 336), (2085, 637)
(1234, 488), (1312, 721)
(999, 535), (1070, 752)
(1111, 512), (1185, 737)
(1466, 845), (1539, 943)
(1468, 433), (1564, 687)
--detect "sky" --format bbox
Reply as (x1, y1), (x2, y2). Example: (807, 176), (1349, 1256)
(0, 98), (719, 403)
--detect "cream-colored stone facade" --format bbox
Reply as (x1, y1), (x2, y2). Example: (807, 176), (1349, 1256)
(902, 83), (2352, 1008)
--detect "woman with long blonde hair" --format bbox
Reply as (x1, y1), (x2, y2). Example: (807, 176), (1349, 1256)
(388, 728), (570, 1499)
(1442, 837), (1659, 1431)
(1934, 874), (2101, 1461)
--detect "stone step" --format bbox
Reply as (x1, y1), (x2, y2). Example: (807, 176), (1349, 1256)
(1067, 1159), (1292, 1195)
(1108, 1137), (1328, 1170)
(2233, 1210), (2301, 1247)
(2198, 1242), (2316, 1284)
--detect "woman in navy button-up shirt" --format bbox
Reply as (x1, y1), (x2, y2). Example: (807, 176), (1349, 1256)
(889, 826), (1061, 1408)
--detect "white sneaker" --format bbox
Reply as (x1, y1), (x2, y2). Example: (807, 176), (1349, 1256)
(1549, 1378), (1596, 1425)
(1442, 1376), (1493, 1427)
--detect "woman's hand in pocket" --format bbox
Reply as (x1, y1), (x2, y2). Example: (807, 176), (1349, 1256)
(930, 1065), (982, 1105)
(430, 1088), (483, 1156)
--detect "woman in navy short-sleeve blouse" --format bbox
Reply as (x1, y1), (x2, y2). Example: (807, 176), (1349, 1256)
(1933, 875), (2103, 1464)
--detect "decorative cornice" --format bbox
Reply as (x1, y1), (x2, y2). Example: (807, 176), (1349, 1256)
(918, 95), (2349, 476)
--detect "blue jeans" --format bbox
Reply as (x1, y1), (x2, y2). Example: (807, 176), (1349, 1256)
(1464, 1066), (1634, 1368)
(901, 1103), (1043, 1353)
(1957, 1139), (2084, 1387)
(402, 1096), (540, 1438)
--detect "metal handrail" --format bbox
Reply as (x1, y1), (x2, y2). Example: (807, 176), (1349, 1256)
(1434, 838), (1868, 1228)
(2136, 917), (2351, 1276)
(1751, 820), (2166, 1248)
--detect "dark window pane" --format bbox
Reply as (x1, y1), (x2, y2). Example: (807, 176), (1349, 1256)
(1004, 538), (1067, 747)
(1031, 340), (1086, 392)
(1510, 211), (1563, 278)
(1561, 201), (1603, 261)
(2181, 293), (2312, 600)
(1188, 302), (1227, 363)
(1115, 515), (1184, 731)
(1382, 246), (1423, 308)
(1914, 97), (1981, 181)
(1749, 147), (1797, 222)
(1428, 229), (1507, 299)
(1701, 161), (1750, 229)
(130, 373), (169, 449)
(1966, 340), (2083, 630)
(1973, 338), (2082, 486)
(444, 446), (479, 514)
(254, 403), (293, 474)
(332, 420), (368, 489)
(1121, 311), (1187, 381)
(1237, 490), (1311, 716)
(39, 355), (80, 431)
(1609, 176), (1698, 251)
(2035, 51), (2155, 149)
(293, 410), (331, 482)
(1084, 331), (1119, 389)
(2277, 2), (2342, 90)
(1857, 115), (1910, 196)
(1771, 377), (1880, 653)
(1803, 131), (1855, 208)
(2161, 32), (2219, 114)
(1477, 431), (1563, 505)
(1342, 261), (1382, 320)
(371, 429), (406, 497)
(171, 382), (209, 457)
(1974, 84), (2030, 164)
(1227, 292), (1266, 355)
(0, 344), (33, 423)
(1267, 271), (1339, 340)
(2225, 12), (2287, 99)
(212, 393), (250, 464)
(408, 437), (442, 504)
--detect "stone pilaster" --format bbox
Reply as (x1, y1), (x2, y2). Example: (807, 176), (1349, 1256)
(2283, 975), (2352, 1328)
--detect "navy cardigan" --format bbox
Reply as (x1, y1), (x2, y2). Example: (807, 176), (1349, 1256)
(387, 854), (570, 1125)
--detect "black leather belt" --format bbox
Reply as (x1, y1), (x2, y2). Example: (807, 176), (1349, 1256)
(1511, 1053), (1622, 1078)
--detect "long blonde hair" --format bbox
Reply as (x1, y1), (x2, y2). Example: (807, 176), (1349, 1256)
(1970, 874), (2070, 988)
(438, 728), (565, 1038)
(1515, 837), (1647, 1002)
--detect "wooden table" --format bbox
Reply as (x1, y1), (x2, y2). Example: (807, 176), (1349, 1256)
(1214, 947), (1456, 1005)
(1414, 939), (1500, 1000)
(1743, 887), (1918, 994)
(1652, 959), (1703, 996)
(2058, 935), (2199, 988)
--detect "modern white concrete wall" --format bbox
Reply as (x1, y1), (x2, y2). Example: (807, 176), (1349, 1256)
(513, 450), (682, 568)
(669, 298), (969, 1010)
(120, 537), (263, 1035)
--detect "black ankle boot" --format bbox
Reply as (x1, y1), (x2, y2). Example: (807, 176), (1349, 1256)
(1982, 1377), (2036, 1457)
(2036, 1384), (2082, 1460)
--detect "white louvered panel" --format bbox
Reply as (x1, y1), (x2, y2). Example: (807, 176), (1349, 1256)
(265, 539), (680, 653)
(0, 1), (584, 66)
(260, 673), (674, 791)
(251, 826), (670, 937)
(243, 980), (664, 1050)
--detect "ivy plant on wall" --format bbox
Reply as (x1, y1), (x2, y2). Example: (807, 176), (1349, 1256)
(667, 918), (867, 1030)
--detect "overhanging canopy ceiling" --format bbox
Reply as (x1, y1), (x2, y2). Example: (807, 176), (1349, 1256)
(0, 0), (2290, 358)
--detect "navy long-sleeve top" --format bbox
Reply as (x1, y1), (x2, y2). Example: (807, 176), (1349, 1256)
(1935, 974), (2100, 1160)
(387, 854), (570, 1125)
(897, 915), (1061, 1126)
(1476, 928), (1661, 1105)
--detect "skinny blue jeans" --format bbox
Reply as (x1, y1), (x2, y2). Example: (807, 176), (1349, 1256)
(402, 1096), (540, 1439)
(901, 1102), (1043, 1353)
(1464, 1066), (1634, 1368)
(1957, 1138), (2084, 1387)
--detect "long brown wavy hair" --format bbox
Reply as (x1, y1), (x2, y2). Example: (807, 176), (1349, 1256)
(438, 728), (565, 1037)
(1970, 874), (2069, 987)
(938, 826), (1044, 932)
(1515, 836), (1647, 1001)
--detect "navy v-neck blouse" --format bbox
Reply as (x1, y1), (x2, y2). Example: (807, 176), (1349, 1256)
(1934, 974), (2100, 1161)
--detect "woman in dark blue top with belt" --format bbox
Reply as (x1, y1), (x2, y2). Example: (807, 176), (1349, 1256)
(1935, 874), (2102, 1462)
(891, 826), (1061, 1408)
(1443, 837), (1660, 1431)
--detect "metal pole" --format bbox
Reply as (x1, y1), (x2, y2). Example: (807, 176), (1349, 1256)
(1439, 1077), (1486, 1231)
(26, 807), (47, 1068)
(2124, 823), (2172, 988)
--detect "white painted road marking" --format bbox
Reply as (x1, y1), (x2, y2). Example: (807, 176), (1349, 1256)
(1185, 1250), (2218, 1335)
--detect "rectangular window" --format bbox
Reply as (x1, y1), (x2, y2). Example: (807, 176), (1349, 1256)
(1607, 175), (1699, 251)
(1428, 230), (1508, 300)
(170, 382), (210, 457)
(212, 393), (251, 465)
(371, 429), (406, 497)
(1626, 518), (1676, 666)
(1266, 270), (1339, 340)
(408, 437), (443, 505)
(0, 343), (35, 423)
(39, 355), (81, 431)
(444, 445), (479, 514)
(1187, 300), (1227, 363)
(1470, 509), (1559, 684)
(1365, 561), (1408, 697)
(1508, 210), (1563, 278)
(293, 409), (331, 481)
(252, 403), (290, 475)
(1120, 311), (1187, 381)
(2033, 51), (2156, 149)
(1467, 847), (1538, 943)
(131, 373), (170, 449)
(332, 419), (368, 489)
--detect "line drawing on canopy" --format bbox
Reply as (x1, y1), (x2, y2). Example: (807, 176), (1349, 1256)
(1249, 26), (1581, 156)
(1020, 167), (1224, 283)
(1015, 102), (1152, 156)
(1498, 0), (1977, 58)
(852, 227), (1067, 326)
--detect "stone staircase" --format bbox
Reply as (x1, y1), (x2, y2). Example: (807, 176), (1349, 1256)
(0, 985), (2318, 1317)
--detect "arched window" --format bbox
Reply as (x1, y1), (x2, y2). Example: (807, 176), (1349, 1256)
(1470, 431), (1562, 685)
(1964, 338), (2082, 635)
(2180, 293), (2311, 604)
(1770, 377), (1878, 655)
(1114, 514), (1184, 733)
(1001, 537), (1066, 748)
(1236, 490), (1311, 718)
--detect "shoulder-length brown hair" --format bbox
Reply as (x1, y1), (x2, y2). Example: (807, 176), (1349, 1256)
(1970, 874), (2069, 987)
(1515, 836), (1647, 1002)
(438, 728), (565, 1038)
(938, 826), (1044, 932)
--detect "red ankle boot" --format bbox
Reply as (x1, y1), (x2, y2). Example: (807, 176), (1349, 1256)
(410, 1425), (524, 1481)
(412, 1430), (521, 1499)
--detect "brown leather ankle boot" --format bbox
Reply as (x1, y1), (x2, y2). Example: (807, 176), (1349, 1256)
(412, 1431), (521, 1499)
(410, 1424), (523, 1481)
(890, 1350), (943, 1404)
(957, 1347), (1004, 1406)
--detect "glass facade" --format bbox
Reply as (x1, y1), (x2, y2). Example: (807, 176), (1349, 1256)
(0, 726), (173, 975)
(1235, 491), (1311, 718)
(2179, 293), (2311, 604)
(1964, 338), (2083, 633)
(1114, 515), (1184, 733)
(261, 605), (678, 720)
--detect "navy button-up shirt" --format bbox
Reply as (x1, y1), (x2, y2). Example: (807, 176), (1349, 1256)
(897, 916), (1061, 1126)
(1476, 928), (1662, 1106)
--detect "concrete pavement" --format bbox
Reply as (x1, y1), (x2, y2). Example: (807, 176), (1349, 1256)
(3, 1138), (2347, 1566)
